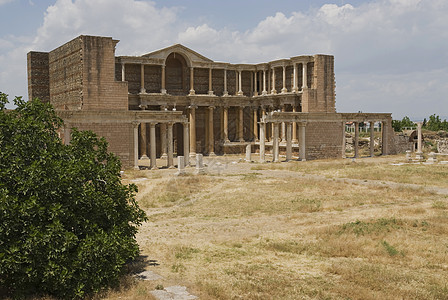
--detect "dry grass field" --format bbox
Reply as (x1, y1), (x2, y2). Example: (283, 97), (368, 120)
(103, 154), (448, 299)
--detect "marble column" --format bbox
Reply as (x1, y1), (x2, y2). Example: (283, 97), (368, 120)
(223, 69), (228, 96)
(121, 63), (125, 82)
(223, 106), (230, 143)
(189, 106), (196, 158)
(208, 68), (214, 95)
(271, 67), (277, 94)
(160, 123), (167, 159)
(281, 65), (287, 93)
(261, 107), (267, 142)
(167, 123), (174, 168)
(273, 122), (280, 162)
(302, 62), (307, 90)
(292, 106), (298, 143)
(262, 69), (267, 95)
(292, 63), (298, 92)
(254, 71), (258, 96)
(237, 71), (244, 96)
(259, 120), (266, 163)
(140, 64), (146, 94)
(208, 106), (215, 155)
(370, 121), (375, 157)
(286, 122), (292, 161)
(183, 123), (190, 166)
(238, 106), (244, 142)
(139, 122), (149, 160)
(133, 121), (139, 170)
(253, 108), (258, 141)
(417, 122), (423, 155)
(161, 65), (167, 94)
(354, 122), (359, 158)
(189, 67), (195, 95)
(281, 106), (286, 142)
(299, 124), (306, 161)
(149, 123), (158, 170)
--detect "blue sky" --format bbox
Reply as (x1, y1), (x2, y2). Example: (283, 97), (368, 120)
(1, 0), (447, 120)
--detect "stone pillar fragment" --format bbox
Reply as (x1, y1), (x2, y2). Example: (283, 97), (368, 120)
(176, 156), (186, 175)
(286, 122), (292, 161)
(259, 120), (266, 163)
(245, 144), (251, 162)
(195, 154), (205, 174)
(416, 122), (423, 159)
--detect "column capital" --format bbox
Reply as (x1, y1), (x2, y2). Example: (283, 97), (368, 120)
(132, 121), (140, 128)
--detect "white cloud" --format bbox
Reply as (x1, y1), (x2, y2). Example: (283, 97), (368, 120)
(1, 0), (448, 118)
(0, 0), (14, 6)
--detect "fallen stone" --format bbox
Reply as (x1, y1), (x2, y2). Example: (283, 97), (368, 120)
(135, 270), (163, 281)
(151, 285), (197, 300)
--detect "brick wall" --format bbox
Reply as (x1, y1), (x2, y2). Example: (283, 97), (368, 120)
(68, 122), (134, 168)
(305, 121), (343, 160)
(27, 51), (50, 102)
(313, 55), (335, 113)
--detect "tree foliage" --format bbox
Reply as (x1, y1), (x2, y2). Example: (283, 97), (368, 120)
(392, 116), (415, 132)
(424, 114), (448, 131)
(0, 93), (147, 299)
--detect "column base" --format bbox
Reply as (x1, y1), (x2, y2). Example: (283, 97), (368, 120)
(140, 155), (150, 160)
(161, 89), (167, 94)
(223, 91), (229, 96)
(208, 91), (215, 96)
(168, 166), (176, 169)
(292, 87), (299, 93)
(292, 139), (298, 144)
(209, 152), (216, 157)
(254, 92), (259, 96)
(271, 89), (277, 94)
(139, 88), (146, 94)
(151, 166), (159, 170)
(239, 139), (245, 143)
(189, 90), (195, 96)
(160, 153), (168, 159)
(262, 91), (268, 96)
(237, 91), (244, 96)
(281, 88), (288, 93)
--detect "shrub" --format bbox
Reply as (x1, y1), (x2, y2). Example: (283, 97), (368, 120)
(0, 93), (147, 299)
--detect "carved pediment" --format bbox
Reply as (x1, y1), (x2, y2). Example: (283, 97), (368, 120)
(142, 44), (213, 65)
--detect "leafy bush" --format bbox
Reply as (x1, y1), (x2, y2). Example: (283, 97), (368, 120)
(0, 93), (147, 299)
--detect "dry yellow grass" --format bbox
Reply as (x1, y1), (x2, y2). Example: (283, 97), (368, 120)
(116, 155), (448, 299)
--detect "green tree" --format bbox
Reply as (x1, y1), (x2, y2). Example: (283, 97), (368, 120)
(0, 93), (147, 299)
(391, 116), (415, 132)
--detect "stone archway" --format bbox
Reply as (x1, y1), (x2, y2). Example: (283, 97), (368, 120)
(165, 52), (188, 95)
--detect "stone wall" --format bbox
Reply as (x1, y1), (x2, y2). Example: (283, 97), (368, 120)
(392, 134), (413, 153)
(68, 122), (134, 167)
(437, 139), (448, 154)
(313, 55), (335, 113)
(305, 121), (343, 160)
(27, 51), (50, 102)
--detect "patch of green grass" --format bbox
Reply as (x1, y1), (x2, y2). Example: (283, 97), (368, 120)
(291, 197), (323, 212)
(381, 240), (402, 256)
(340, 218), (403, 236)
(174, 246), (200, 260)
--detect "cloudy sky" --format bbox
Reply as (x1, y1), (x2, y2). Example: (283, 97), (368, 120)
(0, 0), (447, 120)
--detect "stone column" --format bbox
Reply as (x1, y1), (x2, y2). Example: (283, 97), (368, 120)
(299, 124), (306, 161)
(286, 122), (292, 161)
(160, 123), (167, 159)
(161, 65), (167, 94)
(381, 122), (388, 158)
(238, 106), (244, 142)
(223, 69), (228, 96)
(271, 67), (277, 94)
(235, 70), (238, 96)
(149, 123), (158, 170)
(254, 71), (258, 96)
(259, 120), (266, 163)
(132, 121), (139, 170)
(370, 121), (375, 157)
(189, 67), (195, 95)
(176, 156), (186, 175)
(417, 122), (423, 155)
(189, 106), (196, 158)
(292, 63), (298, 92)
(342, 121), (346, 158)
(237, 71), (244, 96)
(261, 107), (267, 142)
(223, 106), (230, 142)
(139, 122), (149, 159)
(354, 122), (359, 158)
(281, 106), (286, 142)
(281, 65), (287, 93)
(208, 106), (215, 156)
(273, 122), (280, 162)
(208, 68), (214, 95)
(262, 69), (267, 95)
(183, 123), (190, 166)
(292, 106), (298, 143)
(167, 123), (174, 168)
(140, 64), (146, 94)
(253, 108), (258, 141)
(121, 63), (125, 82)
(302, 62), (307, 89)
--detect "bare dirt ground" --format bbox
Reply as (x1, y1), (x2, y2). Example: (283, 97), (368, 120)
(106, 154), (448, 299)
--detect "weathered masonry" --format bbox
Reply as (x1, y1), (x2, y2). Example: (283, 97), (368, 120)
(27, 35), (397, 168)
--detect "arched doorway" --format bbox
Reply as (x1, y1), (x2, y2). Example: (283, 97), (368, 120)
(165, 52), (188, 95)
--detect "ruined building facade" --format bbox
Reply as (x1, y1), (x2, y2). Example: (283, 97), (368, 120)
(27, 35), (395, 168)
